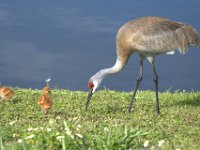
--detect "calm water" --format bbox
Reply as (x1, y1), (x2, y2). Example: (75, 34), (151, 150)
(0, 0), (200, 91)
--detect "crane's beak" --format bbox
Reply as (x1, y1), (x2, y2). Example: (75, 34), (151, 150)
(85, 90), (93, 111)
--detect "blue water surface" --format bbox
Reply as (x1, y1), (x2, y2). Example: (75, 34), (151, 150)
(0, 0), (200, 91)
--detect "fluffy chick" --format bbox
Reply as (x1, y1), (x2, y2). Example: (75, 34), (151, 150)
(0, 86), (15, 101)
(38, 86), (53, 115)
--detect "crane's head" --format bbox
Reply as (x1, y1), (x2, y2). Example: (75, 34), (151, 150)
(42, 86), (51, 95)
(85, 76), (103, 111)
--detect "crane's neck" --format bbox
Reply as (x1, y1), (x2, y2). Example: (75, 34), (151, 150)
(92, 59), (125, 82)
(89, 57), (128, 92)
(101, 59), (124, 75)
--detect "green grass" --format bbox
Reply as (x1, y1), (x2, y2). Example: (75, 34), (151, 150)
(0, 88), (200, 149)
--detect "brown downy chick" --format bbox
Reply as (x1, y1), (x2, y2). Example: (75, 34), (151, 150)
(38, 86), (53, 115)
(0, 86), (15, 101)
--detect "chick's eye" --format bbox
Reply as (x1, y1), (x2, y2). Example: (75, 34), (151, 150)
(88, 82), (94, 89)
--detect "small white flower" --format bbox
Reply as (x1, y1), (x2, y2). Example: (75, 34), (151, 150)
(56, 116), (61, 120)
(49, 119), (56, 125)
(18, 139), (23, 143)
(76, 124), (82, 131)
(66, 130), (72, 136)
(33, 128), (38, 131)
(25, 134), (35, 140)
(39, 127), (44, 130)
(158, 140), (165, 147)
(47, 128), (52, 132)
(56, 136), (65, 142)
(27, 127), (33, 132)
(76, 124), (81, 131)
(143, 140), (149, 148)
(76, 133), (83, 138)
(9, 121), (16, 125)
(104, 127), (109, 132)
(13, 133), (18, 138)
(72, 117), (78, 121)
(70, 135), (74, 139)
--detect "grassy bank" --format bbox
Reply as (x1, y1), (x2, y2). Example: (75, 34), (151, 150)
(0, 88), (200, 149)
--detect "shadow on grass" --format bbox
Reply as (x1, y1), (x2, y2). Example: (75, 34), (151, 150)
(12, 98), (23, 104)
(53, 111), (78, 117)
(168, 96), (200, 107)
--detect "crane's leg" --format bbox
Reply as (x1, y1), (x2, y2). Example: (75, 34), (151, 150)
(148, 57), (160, 114)
(128, 56), (144, 113)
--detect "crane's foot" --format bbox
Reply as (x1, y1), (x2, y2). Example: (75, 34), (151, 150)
(156, 106), (160, 114)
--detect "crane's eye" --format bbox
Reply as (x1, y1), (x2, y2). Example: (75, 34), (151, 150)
(88, 82), (94, 89)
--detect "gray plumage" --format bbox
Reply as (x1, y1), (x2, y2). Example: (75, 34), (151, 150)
(116, 16), (200, 64)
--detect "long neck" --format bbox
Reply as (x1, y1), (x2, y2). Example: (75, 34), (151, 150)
(90, 57), (129, 92)
(102, 59), (125, 75)
(94, 59), (126, 81)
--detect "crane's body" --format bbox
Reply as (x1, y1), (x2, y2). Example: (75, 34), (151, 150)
(86, 16), (200, 114)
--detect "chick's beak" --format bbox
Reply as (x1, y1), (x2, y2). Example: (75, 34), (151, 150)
(85, 89), (93, 111)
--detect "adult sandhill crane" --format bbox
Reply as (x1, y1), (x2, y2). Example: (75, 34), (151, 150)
(86, 16), (200, 114)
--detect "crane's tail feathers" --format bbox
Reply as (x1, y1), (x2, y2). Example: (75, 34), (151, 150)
(194, 36), (200, 49)
(187, 25), (200, 49)
(176, 25), (200, 54)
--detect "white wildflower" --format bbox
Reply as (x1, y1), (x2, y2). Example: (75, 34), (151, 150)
(25, 134), (35, 140)
(66, 130), (72, 136)
(49, 119), (56, 125)
(47, 128), (52, 132)
(143, 140), (149, 148)
(39, 127), (44, 130)
(66, 130), (74, 139)
(104, 127), (109, 132)
(56, 116), (61, 120)
(33, 128), (39, 131)
(9, 121), (16, 125)
(158, 140), (165, 147)
(13, 133), (18, 138)
(72, 117), (78, 121)
(18, 139), (23, 143)
(27, 127), (33, 132)
(56, 136), (65, 142)
(70, 135), (74, 139)
(76, 124), (82, 131)
(76, 133), (83, 138)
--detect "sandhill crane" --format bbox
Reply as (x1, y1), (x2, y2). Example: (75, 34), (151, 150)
(86, 16), (200, 114)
